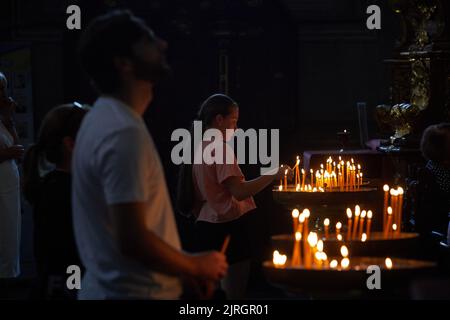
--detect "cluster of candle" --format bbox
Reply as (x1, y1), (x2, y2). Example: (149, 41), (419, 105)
(292, 206), (373, 243)
(272, 248), (394, 270)
(382, 185), (404, 238)
(273, 250), (287, 267)
(278, 156), (364, 192)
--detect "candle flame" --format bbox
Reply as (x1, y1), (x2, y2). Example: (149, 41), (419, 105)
(367, 210), (373, 219)
(397, 187), (404, 195)
(355, 205), (361, 216)
(302, 208), (310, 218)
(315, 251), (322, 261)
(301, 168), (305, 174)
(383, 184), (389, 192)
(337, 234), (343, 241)
(361, 233), (367, 242)
(278, 184), (282, 191)
(392, 223), (397, 231)
(387, 206), (393, 215)
(324, 218), (330, 227)
(385, 257), (393, 269)
(322, 252), (328, 261)
(340, 245), (349, 257)
(341, 257), (350, 269)
(310, 169), (313, 174)
(330, 260), (338, 269)
(361, 210), (367, 218)
(284, 169), (288, 175)
(307, 232), (318, 247)
(292, 209), (300, 218)
(336, 222), (342, 230)
(295, 232), (301, 241)
(273, 250), (287, 266)
(317, 240), (324, 252)
(346, 208), (352, 218)
(299, 213), (305, 223)
(390, 189), (398, 196)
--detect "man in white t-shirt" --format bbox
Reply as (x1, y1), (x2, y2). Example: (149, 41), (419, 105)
(73, 10), (227, 299)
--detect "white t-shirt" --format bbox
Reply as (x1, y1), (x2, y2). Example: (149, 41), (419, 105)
(72, 96), (182, 299)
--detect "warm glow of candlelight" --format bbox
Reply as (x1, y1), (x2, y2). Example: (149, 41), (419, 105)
(303, 208), (310, 218)
(346, 208), (352, 218)
(392, 224), (397, 231)
(340, 245), (349, 257)
(355, 205), (361, 216)
(278, 184), (282, 191)
(385, 257), (393, 269)
(299, 213), (305, 223)
(337, 234), (343, 241)
(336, 222), (342, 230)
(295, 232), (302, 241)
(273, 250), (287, 267)
(383, 184), (389, 192)
(307, 232), (318, 247)
(367, 210), (373, 219)
(361, 233), (367, 242)
(317, 240), (324, 252)
(361, 210), (367, 218)
(341, 258), (350, 269)
(292, 209), (300, 218)
(324, 218), (330, 227)
(387, 207), (393, 215)
(330, 260), (338, 269)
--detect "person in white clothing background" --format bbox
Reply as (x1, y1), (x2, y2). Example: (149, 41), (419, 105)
(73, 10), (228, 299)
(0, 71), (24, 279)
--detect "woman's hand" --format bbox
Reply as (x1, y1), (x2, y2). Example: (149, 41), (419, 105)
(273, 165), (294, 181)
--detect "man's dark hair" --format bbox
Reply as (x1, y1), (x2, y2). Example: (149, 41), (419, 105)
(78, 10), (154, 93)
(421, 123), (450, 163)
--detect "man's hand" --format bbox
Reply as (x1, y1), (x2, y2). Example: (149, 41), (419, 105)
(190, 251), (228, 282)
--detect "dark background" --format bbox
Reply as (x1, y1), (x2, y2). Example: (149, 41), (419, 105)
(0, 0), (400, 286)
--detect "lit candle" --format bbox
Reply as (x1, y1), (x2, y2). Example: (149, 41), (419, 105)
(382, 184), (389, 229)
(390, 189), (398, 230)
(361, 233), (367, 242)
(346, 208), (353, 241)
(366, 210), (373, 239)
(310, 169), (314, 187)
(279, 165), (284, 188)
(284, 169), (288, 190)
(291, 232), (302, 266)
(296, 184), (300, 191)
(352, 205), (360, 240)
(303, 210), (311, 267)
(324, 218), (330, 239)
(392, 224), (397, 239)
(295, 156), (300, 185)
(291, 209), (300, 234)
(298, 213), (305, 235)
(278, 184), (282, 191)
(301, 169), (305, 190)
(340, 245), (349, 258)
(307, 232), (318, 268)
(397, 187), (404, 235)
(336, 222), (342, 238)
(337, 234), (343, 241)
(384, 206), (393, 238)
(358, 210), (366, 239)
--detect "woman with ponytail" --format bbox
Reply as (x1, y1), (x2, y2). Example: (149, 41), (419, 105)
(23, 103), (88, 299)
(176, 94), (288, 299)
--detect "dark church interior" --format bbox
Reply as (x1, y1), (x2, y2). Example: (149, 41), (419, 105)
(1, 0), (450, 303)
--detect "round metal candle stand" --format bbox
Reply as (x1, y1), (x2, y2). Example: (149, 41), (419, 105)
(263, 257), (436, 293)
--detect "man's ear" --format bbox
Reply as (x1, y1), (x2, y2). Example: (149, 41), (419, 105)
(63, 136), (75, 153)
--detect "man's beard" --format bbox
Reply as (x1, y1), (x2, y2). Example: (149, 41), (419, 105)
(133, 54), (171, 84)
